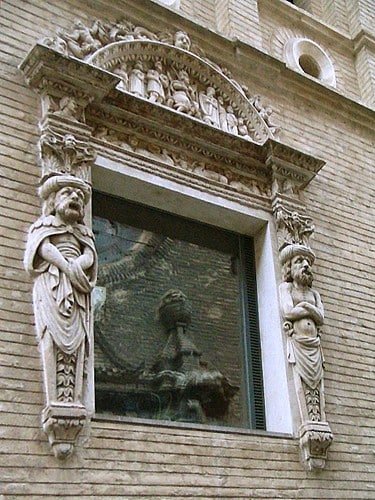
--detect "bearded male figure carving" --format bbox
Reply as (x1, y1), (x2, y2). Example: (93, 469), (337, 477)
(24, 175), (97, 409)
(279, 244), (325, 421)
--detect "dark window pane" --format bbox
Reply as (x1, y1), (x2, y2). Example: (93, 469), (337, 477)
(93, 191), (263, 428)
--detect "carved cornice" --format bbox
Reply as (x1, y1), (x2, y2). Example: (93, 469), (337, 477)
(19, 43), (119, 103)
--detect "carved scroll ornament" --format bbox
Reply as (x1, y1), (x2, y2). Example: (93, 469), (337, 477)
(276, 204), (333, 470)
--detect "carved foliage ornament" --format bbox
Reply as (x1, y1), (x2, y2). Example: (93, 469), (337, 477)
(276, 203), (333, 470)
(40, 19), (278, 144)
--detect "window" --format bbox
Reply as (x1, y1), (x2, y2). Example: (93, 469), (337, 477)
(93, 191), (266, 430)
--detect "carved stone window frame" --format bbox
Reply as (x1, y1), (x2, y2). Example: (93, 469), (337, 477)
(20, 20), (331, 468)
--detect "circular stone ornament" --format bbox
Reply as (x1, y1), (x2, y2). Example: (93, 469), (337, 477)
(284, 38), (336, 87)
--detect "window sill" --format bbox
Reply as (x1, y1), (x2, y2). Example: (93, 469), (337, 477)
(93, 413), (293, 439)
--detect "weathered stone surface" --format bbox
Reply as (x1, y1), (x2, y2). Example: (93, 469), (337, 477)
(0, 0), (374, 496)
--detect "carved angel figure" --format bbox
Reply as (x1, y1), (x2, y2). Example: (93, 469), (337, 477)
(24, 175), (97, 407)
(57, 20), (102, 59)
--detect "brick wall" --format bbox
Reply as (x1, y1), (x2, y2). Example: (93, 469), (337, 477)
(0, 0), (374, 498)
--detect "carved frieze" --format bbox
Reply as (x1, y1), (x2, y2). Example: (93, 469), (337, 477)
(34, 19), (278, 145)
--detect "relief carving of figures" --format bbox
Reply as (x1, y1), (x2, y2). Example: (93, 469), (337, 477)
(52, 96), (82, 122)
(24, 175), (97, 458)
(57, 20), (103, 59)
(226, 106), (238, 135)
(238, 117), (251, 139)
(113, 62), (129, 92)
(39, 130), (96, 181)
(168, 69), (199, 115)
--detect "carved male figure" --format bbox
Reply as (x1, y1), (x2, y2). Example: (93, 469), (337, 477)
(129, 61), (145, 98)
(146, 61), (168, 103)
(199, 87), (220, 127)
(173, 30), (191, 51)
(169, 69), (197, 114)
(279, 244), (324, 398)
(24, 175), (97, 408)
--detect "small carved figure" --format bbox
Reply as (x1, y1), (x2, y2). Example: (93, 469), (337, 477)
(54, 96), (81, 121)
(146, 61), (169, 103)
(173, 30), (191, 51)
(193, 162), (228, 184)
(113, 62), (129, 92)
(24, 175), (97, 409)
(57, 20), (102, 59)
(279, 244), (324, 399)
(226, 106), (238, 135)
(237, 117), (250, 139)
(217, 96), (228, 132)
(129, 61), (145, 98)
(199, 87), (220, 128)
(169, 69), (198, 114)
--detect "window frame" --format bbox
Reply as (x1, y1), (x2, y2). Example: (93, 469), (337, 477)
(91, 154), (294, 435)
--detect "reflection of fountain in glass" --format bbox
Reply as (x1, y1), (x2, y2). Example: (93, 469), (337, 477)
(93, 211), (249, 428)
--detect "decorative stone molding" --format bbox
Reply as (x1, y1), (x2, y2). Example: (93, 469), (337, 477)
(275, 203), (333, 470)
(284, 38), (336, 87)
(269, 27), (338, 89)
(20, 17), (327, 460)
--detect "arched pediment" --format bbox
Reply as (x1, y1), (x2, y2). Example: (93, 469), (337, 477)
(41, 20), (278, 145)
(88, 39), (272, 144)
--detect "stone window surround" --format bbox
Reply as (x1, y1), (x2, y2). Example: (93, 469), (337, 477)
(19, 24), (330, 464)
(92, 153), (294, 435)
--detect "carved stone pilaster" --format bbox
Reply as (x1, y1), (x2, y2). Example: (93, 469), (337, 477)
(275, 203), (333, 470)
